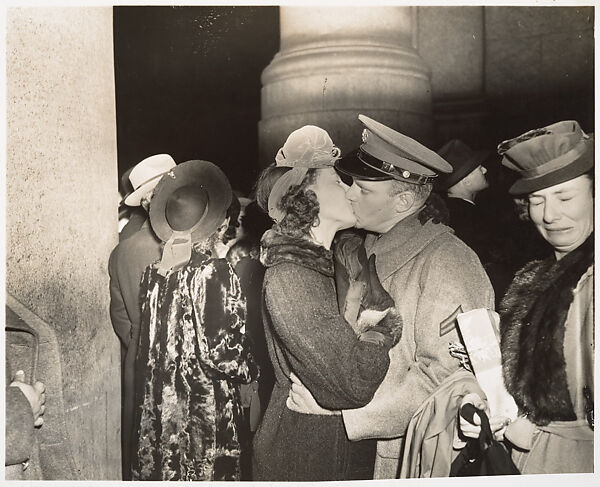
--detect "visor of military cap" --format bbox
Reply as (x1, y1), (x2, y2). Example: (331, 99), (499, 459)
(335, 149), (394, 181)
(358, 115), (453, 174)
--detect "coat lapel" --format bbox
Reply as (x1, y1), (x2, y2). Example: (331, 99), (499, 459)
(366, 212), (454, 283)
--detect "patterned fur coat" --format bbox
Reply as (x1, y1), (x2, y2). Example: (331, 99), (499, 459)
(132, 249), (259, 481)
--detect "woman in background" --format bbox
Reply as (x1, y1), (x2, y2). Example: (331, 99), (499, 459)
(132, 160), (259, 481)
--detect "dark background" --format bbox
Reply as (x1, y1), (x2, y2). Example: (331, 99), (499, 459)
(113, 6), (593, 198)
(113, 6), (279, 195)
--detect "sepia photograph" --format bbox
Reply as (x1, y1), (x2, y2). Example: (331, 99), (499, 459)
(2, 0), (596, 483)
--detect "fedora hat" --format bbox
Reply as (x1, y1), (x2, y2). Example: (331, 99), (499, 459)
(336, 115), (452, 184)
(124, 154), (177, 206)
(498, 120), (594, 195)
(435, 139), (490, 191)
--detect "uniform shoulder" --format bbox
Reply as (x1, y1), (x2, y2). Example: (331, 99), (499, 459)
(424, 229), (481, 262)
(416, 230), (489, 287)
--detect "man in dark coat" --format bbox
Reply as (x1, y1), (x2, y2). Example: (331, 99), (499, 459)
(108, 153), (175, 479)
(435, 139), (492, 261)
(435, 139), (517, 302)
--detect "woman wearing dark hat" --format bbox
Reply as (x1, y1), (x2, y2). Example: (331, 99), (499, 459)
(459, 121), (594, 474)
(130, 160), (259, 481)
(251, 126), (403, 481)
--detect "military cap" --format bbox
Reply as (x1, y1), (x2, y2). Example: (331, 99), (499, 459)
(435, 139), (490, 191)
(497, 120), (594, 195)
(335, 115), (452, 184)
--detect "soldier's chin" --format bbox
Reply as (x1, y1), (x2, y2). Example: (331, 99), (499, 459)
(352, 218), (368, 230)
(339, 217), (357, 231)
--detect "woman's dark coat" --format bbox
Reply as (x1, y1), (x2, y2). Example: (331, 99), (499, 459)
(252, 230), (393, 481)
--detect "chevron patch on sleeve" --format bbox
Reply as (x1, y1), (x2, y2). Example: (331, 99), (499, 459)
(439, 305), (463, 337)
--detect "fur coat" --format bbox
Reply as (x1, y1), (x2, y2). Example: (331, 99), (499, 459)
(499, 233), (594, 473)
(132, 249), (259, 481)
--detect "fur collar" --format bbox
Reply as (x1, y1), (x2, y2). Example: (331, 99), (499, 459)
(500, 233), (594, 426)
(260, 229), (334, 277)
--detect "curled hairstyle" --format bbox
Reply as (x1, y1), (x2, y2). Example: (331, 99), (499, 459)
(255, 164), (320, 238)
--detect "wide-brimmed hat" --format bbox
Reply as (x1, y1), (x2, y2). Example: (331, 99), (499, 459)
(336, 114), (452, 184)
(435, 139), (490, 191)
(498, 120), (594, 195)
(124, 154), (177, 206)
(150, 160), (232, 244)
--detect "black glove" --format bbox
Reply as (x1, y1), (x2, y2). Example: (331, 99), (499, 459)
(355, 253), (402, 347)
(358, 307), (403, 348)
(333, 230), (366, 281)
(358, 253), (394, 312)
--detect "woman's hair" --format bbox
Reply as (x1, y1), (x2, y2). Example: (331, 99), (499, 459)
(255, 164), (320, 238)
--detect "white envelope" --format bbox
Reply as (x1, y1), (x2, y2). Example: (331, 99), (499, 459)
(457, 308), (518, 420)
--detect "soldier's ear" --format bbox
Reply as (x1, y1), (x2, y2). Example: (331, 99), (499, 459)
(394, 191), (415, 213)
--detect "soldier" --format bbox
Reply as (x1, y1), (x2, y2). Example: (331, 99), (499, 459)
(288, 115), (494, 478)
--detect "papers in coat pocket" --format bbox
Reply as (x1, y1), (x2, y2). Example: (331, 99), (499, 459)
(457, 308), (518, 420)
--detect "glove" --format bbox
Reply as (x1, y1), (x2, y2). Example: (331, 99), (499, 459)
(358, 307), (403, 348)
(358, 253), (394, 312)
(355, 254), (402, 347)
(333, 230), (366, 281)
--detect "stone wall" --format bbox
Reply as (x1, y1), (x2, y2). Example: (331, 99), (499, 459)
(6, 7), (121, 479)
(417, 6), (594, 149)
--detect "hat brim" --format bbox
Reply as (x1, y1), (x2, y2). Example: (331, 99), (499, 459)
(123, 179), (163, 207)
(436, 149), (491, 191)
(508, 143), (594, 195)
(149, 160), (232, 243)
(335, 149), (394, 181)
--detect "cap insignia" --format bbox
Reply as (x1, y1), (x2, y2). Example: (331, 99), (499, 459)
(362, 129), (369, 143)
(381, 161), (394, 173)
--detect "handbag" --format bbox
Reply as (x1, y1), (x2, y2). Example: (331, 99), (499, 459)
(450, 404), (520, 476)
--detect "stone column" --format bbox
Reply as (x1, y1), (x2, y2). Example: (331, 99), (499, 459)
(6, 7), (121, 479)
(416, 6), (488, 149)
(259, 6), (433, 165)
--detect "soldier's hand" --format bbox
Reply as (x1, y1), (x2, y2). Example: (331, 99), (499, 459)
(459, 393), (509, 441)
